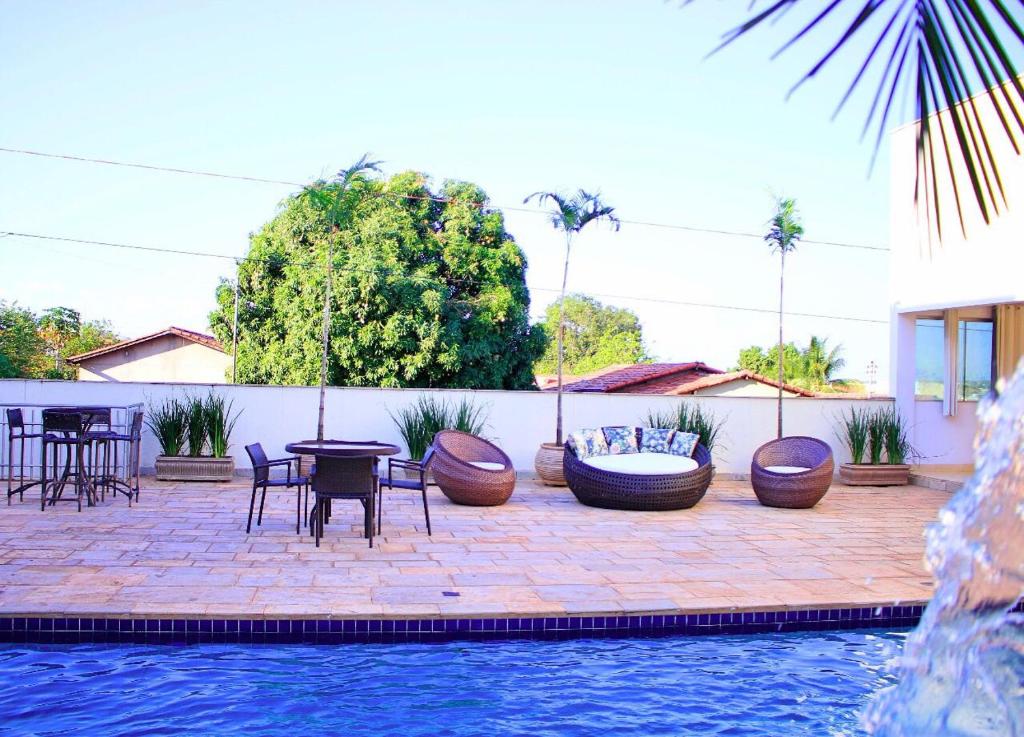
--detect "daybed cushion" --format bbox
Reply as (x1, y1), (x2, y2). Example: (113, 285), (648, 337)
(639, 428), (675, 454)
(602, 426), (640, 455)
(582, 453), (699, 475)
(763, 465), (812, 474)
(567, 429), (609, 460)
(468, 461), (506, 472)
(668, 431), (700, 457)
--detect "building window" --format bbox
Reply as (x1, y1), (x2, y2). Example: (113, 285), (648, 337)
(915, 317), (994, 401)
(915, 318), (943, 400)
(958, 319), (994, 401)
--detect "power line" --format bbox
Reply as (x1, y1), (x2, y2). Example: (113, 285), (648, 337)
(0, 146), (890, 252)
(0, 229), (888, 325)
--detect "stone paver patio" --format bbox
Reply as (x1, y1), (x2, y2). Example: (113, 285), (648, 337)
(0, 477), (947, 620)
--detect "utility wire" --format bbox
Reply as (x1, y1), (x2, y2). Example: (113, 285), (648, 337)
(0, 229), (888, 325)
(0, 146), (890, 252)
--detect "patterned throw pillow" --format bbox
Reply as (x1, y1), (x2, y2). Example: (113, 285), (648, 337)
(640, 428), (675, 454)
(602, 426), (640, 455)
(567, 429), (609, 460)
(668, 431), (699, 457)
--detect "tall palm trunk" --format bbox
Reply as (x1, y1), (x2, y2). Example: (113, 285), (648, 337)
(555, 234), (572, 445)
(777, 250), (785, 439)
(317, 235), (334, 442)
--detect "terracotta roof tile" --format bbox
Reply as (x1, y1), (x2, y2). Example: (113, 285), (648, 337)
(68, 326), (224, 363)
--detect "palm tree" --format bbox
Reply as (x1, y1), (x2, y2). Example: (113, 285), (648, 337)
(524, 190), (621, 445)
(705, 2), (1024, 238)
(804, 335), (846, 389)
(300, 154), (383, 441)
(764, 197), (804, 439)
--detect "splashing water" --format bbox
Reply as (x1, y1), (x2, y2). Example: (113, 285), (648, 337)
(865, 365), (1024, 736)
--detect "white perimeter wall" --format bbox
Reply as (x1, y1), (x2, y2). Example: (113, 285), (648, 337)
(0, 379), (900, 476)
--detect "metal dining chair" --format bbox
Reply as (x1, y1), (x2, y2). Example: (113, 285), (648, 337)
(7, 408), (43, 504)
(40, 410), (95, 511)
(244, 443), (310, 535)
(87, 410), (144, 505)
(378, 445), (434, 536)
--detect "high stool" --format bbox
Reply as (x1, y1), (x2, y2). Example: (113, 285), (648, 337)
(6, 408), (43, 504)
(41, 410), (96, 511)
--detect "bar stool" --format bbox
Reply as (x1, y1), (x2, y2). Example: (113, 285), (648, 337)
(41, 410), (96, 511)
(87, 410), (143, 504)
(6, 408), (43, 504)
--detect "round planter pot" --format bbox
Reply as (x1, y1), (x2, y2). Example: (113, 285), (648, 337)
(535, 442), (567, 486)
(839, 463), (911, 486)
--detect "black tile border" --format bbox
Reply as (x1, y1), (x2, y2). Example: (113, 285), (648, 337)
(0, 605), (929, 645)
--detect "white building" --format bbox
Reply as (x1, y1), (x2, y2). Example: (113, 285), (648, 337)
(68, 326), (231, 384)
(890, 82), (1024, 467)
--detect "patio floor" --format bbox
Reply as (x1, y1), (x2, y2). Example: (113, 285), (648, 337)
(0, 477), (948, 620)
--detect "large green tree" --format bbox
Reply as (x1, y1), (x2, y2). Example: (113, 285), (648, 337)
(209, 170), (545, 389)
(736, 335), (845, 391)
(0, 302), (118, 379)
(535, 294), (648, 375)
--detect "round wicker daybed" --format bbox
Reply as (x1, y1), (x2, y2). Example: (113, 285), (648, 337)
(431, 430), (517, 507)
(564, 442), (713, 511)
(750, 436), (834, 509)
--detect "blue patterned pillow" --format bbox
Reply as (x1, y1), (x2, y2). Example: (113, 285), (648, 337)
(640, 428), (675, 454)
(567, 429), (609, 460)
(602, 426), (639, 455)
(668, 431), (699, 457)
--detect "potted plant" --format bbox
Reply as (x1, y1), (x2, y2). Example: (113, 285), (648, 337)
(524, 189), (620, 485)
(837, 406), (912, 485)
(151, 393), (240, 481)
(389, 395), (488, 480)
(643, 403), (726, 475)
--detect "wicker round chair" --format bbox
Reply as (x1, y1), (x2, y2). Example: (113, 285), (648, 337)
(750, 436), (835, 509)
(563, 442), (713, 511)
(431, 430), (517, 506)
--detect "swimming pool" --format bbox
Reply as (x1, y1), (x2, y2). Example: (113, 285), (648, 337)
(0, 630), (903, 736)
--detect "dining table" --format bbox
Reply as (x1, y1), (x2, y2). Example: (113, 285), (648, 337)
(41, 405), (112, 508)
(284, 440), (399, 547)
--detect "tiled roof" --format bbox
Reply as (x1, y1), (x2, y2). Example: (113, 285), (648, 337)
(668, 370), (818, 398)
(553, 362), (723, 393)
(68, 326), (225, 363)
(546, 363), (819, 397)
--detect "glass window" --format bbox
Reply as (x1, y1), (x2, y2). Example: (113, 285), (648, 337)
(914, 317), (994, 401)
(915, 318), (944, 400)
(958, 319), (994, 401)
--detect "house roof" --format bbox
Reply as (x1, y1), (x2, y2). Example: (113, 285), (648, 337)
(68, 327), (225, 363)
(667, 370), (818, 398)
(545, 362), (818, 397)
(551, 362), (724, 393)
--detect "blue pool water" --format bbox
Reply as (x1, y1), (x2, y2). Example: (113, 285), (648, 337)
(0, 630), (904, 736)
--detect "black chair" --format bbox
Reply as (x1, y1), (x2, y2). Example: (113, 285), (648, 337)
(311, 455), (377, 548)
(88, 411), (144, 504)
(41, 410), (96, 511)
(379, 446), (434, 535)
(245, 443), (310, 535)
(7, 408), (43, 504)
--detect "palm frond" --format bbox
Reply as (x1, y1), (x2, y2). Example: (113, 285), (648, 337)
(702, 0), (1024, 237)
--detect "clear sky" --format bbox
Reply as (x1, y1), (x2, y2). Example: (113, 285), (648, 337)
(2, 2), (907, 389)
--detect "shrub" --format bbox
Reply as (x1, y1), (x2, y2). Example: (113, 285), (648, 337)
(146, 398), (188, 457)
(642, 402), (725, 454)
(389, 395), (489, 460)
(204, 392), (241, 459)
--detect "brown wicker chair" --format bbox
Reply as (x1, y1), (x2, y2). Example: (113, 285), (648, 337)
(563, 440), (713, 511)
(750, 436), (834, 509)
(431, 430), (516, 506)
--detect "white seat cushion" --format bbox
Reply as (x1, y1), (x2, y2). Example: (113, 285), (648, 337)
(468, 461), (505, 472)
(582, 453), (698, 475)
(763, 465), (811, 474)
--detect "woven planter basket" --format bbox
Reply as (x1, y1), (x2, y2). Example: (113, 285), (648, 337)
(839, 463), (910, 486)
(534, 443), (567, 486)
(750, 436), (834, 509)
(155, 455), (234, 482)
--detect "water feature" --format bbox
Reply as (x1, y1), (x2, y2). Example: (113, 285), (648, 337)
(866, 367), (1024, 735)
